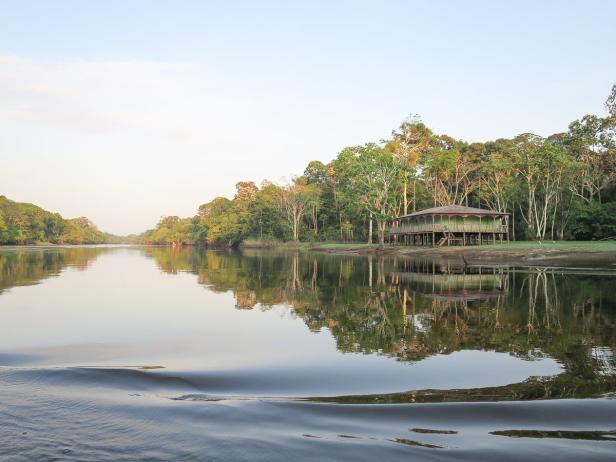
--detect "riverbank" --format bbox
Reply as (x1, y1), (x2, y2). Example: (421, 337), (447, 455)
(308, 241), (616, 268)
(6, 240), (616, 268)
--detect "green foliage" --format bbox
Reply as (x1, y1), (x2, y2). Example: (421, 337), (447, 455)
(115, 84), (616, 246)
(0, 196), (119, 245)
(568, 202), (616, 240)
(140, 216), (195, 246)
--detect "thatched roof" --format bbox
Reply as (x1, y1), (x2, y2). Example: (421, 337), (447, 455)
(398, 205), (508, 219)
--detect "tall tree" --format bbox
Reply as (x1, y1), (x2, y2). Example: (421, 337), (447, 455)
(606, 83), (616, 118)
(480, 139), (516, 213)
(350, 144), (401, 248)
(389, 117), (434, 214)
(566, 115), (616, 204)
(421, 135), (480, 206)
(275, 179), (315, 241)
(513, 134), (570, 240)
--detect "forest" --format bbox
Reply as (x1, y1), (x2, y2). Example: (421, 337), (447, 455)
(0, 195), (123, 245)
(2, 85), (614, 247)
(141, 84), (616, 246)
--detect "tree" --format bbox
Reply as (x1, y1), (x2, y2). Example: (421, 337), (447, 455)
(479, 139), (516, 213)
(0, 211), (8, 243)
(389, 117), (434, 214)
(196, 197), (244, 246)
(606, 83), (616, 118)
(304, 160), (328, 185)
(421, 135), (481, 206)
(330, 147), (365, 241)
(249, 181), (287, 240)
(566, 115), (616, 204)
(303, 162), (327, 236)
(513, 134), (571, 240)
(350, 144), (401, 248)
(234, 181), (258, 205)
(275, 179), (315, 241)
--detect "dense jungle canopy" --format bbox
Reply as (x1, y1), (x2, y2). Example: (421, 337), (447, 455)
(2, 84), (615, 246)
(141, 84), (616, 246)
(0, 196), (124, 245)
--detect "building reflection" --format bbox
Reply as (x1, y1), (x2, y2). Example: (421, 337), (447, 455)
(139, 248), (615, 386)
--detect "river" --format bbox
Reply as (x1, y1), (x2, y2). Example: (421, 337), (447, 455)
(1, 246), (615, 460)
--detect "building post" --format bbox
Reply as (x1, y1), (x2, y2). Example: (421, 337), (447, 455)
(479, 216), (482, 246)
(432, 214), (435, 247)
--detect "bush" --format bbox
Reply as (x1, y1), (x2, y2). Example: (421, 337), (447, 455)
(568, 202), (616, 240)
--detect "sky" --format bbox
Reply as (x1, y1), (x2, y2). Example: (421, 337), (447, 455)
(1, 0), (615, 235)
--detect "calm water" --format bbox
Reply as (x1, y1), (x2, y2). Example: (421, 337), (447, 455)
(1, 246), (615, 461)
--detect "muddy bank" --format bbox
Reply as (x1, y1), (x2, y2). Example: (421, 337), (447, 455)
(309, 244), (616, 268)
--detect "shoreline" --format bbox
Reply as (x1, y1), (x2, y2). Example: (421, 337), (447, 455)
(307, 242), (616, 268)
(3, 241), (616, 268)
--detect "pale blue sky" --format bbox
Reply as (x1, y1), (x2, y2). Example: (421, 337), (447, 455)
(1, 0), (614, 234)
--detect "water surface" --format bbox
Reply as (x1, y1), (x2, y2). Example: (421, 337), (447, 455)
(1, 246), (615, 460)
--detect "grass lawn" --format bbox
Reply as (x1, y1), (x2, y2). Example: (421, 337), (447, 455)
(309, 242), (381, 249)
(310, 240), (616, 252)
(487, 241), (616, 251)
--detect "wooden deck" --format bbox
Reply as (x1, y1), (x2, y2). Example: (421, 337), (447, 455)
(390, 223), (507, 235)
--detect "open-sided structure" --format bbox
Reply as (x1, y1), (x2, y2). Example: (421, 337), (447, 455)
(391, 259), (509, 302)
(390, 205), (509, 246)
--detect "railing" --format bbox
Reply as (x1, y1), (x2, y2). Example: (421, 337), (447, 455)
(390, 223), (507, 234)
(391, 271), (505, 290)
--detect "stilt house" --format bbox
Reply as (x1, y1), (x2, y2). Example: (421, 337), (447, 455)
(390, 205), (509, 246)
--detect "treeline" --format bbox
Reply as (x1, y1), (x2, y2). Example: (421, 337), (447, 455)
(141, 83), (614, 246)
(0, 195), (124, 245)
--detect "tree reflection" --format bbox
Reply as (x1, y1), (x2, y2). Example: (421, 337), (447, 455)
(143, 248), (616, 388)
(2, 246), (613, 396)
(0, 247), (106, 294)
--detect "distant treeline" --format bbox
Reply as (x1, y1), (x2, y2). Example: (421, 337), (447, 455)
(0, 196), (125, 245)
(141, 84), (616, 246)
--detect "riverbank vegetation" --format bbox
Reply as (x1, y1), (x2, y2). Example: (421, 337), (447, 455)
(142, 84), (616, 246)
(0, 196), (125, 245)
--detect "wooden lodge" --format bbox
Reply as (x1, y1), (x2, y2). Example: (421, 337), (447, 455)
(390, 205), (509, 246)
(391, 269), (508, 302)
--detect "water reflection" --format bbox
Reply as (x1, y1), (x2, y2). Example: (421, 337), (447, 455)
(143, 248), (616, 380)
(0, 246), (105, 293)
(1, 246), (615, 398)
(2, 247), (616, 461)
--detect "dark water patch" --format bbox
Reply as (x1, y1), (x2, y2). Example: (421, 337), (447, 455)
(490, 429), (616, 441)
(171, 394), (225, 402)
(0, 367), (199, 394)
(389, 438), (443, 448)
(3, 381), (616, 461)
(311, 374), (616, 404)
(6, 365), (601, 404)
(411, 428), (458, 434)
(0, 353), (48, 365)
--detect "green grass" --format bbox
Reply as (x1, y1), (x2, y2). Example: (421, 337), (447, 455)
(487, 241), (616, 251)
(311, 240), (616, 252)
(242, 240), (616, 252)
(309, 242), (381, 249)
